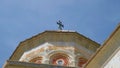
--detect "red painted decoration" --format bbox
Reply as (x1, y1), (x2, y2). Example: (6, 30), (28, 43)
(78, 58), (87, 68)
(30, 57), (42, 64)
(50, 53), (69, 66)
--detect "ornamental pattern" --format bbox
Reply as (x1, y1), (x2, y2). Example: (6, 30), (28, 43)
(30, 57), (43, 64)
(50, 53), (69, 66)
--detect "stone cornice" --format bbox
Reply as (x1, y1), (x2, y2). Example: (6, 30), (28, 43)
(4, 60), (75, 68)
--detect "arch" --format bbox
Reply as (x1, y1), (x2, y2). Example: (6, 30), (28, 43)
(29, 56), (43, 64)
(49, 53), (70, 66)
(47, 50), (74, 59)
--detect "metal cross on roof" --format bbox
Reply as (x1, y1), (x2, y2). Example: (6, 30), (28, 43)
(57, 20), (64, 30)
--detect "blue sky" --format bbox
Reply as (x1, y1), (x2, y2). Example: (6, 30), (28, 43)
(0, 0), (120, 67)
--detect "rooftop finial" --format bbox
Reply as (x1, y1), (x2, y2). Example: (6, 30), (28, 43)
(57, 20), (64, 30)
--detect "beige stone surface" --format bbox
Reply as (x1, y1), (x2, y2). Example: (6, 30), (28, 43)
(9, 31), (100, 61)
(103, 48), (120, 68)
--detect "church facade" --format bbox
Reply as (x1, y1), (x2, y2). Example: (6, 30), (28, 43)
(3, 24), (120, 68)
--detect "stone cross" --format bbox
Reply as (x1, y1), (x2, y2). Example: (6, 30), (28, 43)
(57, 20), (64, 30)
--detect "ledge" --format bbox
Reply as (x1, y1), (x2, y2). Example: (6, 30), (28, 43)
(3, 60), (75, 68)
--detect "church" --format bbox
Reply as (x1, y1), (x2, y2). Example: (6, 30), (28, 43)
(3, 23), (120, 68)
